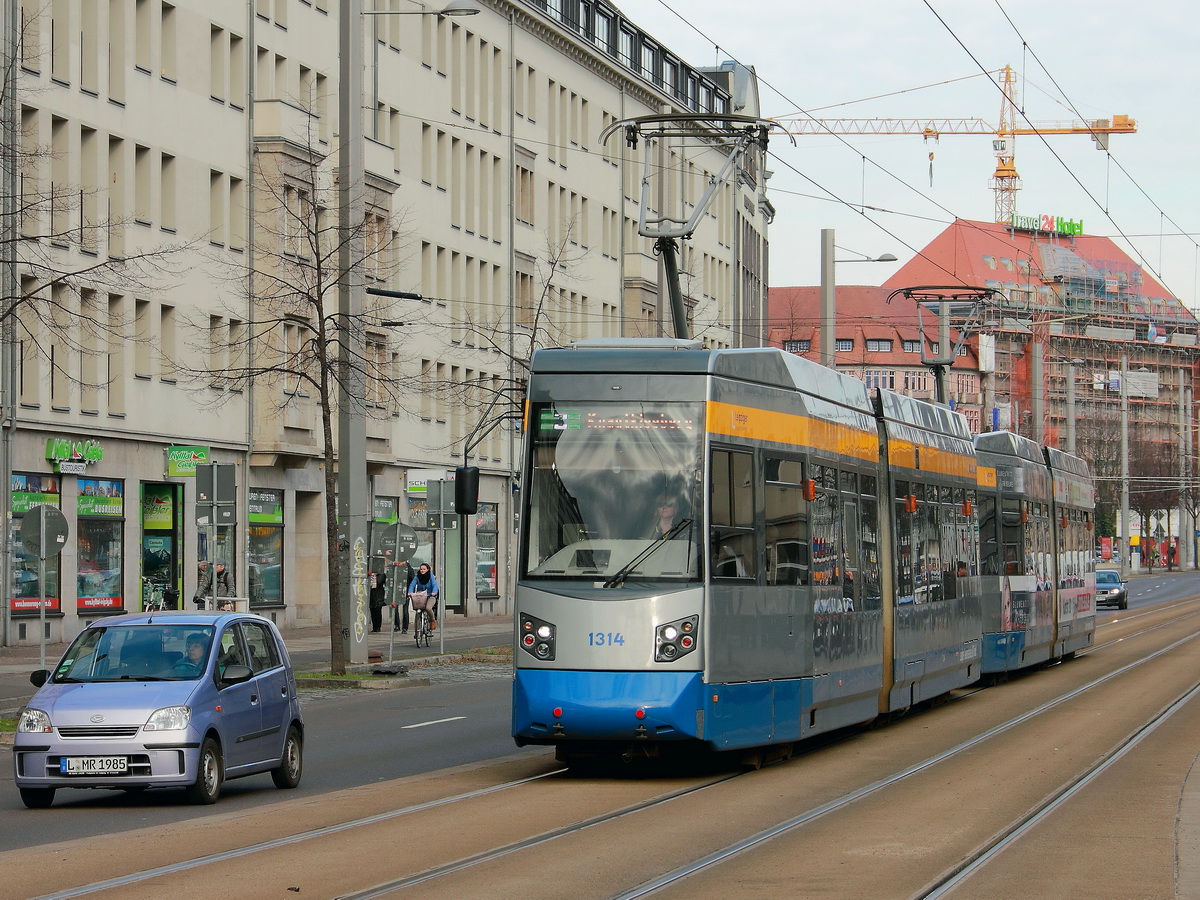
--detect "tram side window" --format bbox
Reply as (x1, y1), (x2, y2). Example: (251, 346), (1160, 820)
(1000, 496), (1023, 575)
(894, 479), (914, 603)
(859, 475), (881, 610)
(765, 456), (807, 586)
(915, 485), (944, 603)
(711, 449), (756, 579)
(810, 465), (841, 591)
(978, 495), (999, 575)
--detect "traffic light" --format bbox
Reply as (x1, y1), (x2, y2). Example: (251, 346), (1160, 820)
(455, 465), (479, 514)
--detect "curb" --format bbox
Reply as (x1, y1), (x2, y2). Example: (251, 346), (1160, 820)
(294, 675), (431, 690)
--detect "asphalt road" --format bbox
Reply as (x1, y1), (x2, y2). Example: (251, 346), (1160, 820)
(0, 665), (528, 850)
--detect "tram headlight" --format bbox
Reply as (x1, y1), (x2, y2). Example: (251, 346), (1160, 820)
(520, 613), (556, 661)
(655, 615), (699, 663)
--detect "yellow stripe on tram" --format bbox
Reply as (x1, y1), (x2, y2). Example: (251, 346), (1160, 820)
(706, 400), (878, 463)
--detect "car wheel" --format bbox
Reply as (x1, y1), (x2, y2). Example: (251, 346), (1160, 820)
(186, 736), (223, 805)
(1119, 598), (1128, 610)
(18, 787), (55, 809)
(271, 725), (303, 789)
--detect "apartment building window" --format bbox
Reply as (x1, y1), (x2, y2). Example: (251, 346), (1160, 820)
(134, 299), (152, 377)
(20, 0), (41, 71)
(160, 153), (176, 231)
(835, 338), (854, 352)
(161, 3), (176, 82)
(108, 136), (126, 257)
(107, 294), (126, 413)
(210, 26), (225, 100)
(866, 339), (893, 352)
(230, 35), (246, 107)
(864, 370), (895, 389)
(159, 304), (176, 379)
(80, 127), (99, 251)
(134, 0), (151, 70)
(50, 0), (68, 82)
(229, 177), (245, 251)
(209, 170), (226, 245)
(134, 145), (151, 224)
(80, 289), (101, 411)
(81, 1), (99, 92)
(783, 340), (810, 353)
(903, 339), (921, 353)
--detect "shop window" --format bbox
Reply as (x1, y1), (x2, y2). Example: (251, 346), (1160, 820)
(10, 473), (62, 614)
(474, 503), (498, 596)
(248, 487), (284, 607)
(77, 478), (125, 612)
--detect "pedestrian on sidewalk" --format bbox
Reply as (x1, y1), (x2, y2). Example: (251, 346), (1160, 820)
(368, 564), (387, 633)
(392, 559), (414, 633)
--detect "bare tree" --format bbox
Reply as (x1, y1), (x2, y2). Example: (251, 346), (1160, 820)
(1129, 438), (1180, 572)
(174, 141), (412, 673)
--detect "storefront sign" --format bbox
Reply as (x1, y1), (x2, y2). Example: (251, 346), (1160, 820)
(45, 436), (104, 473)
(78, 480), (125, 517)
(1009, 212), (1084, 236)
(166, 445), (210, 477)
(142, 484), (175, 528)
(407, 469), (450, 497)
(249, 488), (284, 525)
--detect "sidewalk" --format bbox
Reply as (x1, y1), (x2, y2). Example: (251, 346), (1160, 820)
(0, 613), (514, 717)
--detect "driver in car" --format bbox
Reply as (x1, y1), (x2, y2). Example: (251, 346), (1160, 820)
(174, 633), (209, 675)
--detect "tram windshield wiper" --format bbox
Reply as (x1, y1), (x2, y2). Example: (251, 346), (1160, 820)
(603, 518), (692, 588)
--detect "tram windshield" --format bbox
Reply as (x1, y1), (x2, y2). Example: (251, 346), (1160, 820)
(522, 401), (703, 583)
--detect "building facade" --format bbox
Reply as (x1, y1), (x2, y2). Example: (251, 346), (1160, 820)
(3, 0), (772, 643)
(769, 217), (1200, 563)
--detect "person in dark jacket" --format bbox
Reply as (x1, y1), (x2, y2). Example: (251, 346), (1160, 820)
(368, 566), (387, 633)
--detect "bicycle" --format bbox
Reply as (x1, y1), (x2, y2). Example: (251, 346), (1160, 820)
(413, 608), (432, 648)
(410, 592), (437, 649)
(142, 578), (167, 612)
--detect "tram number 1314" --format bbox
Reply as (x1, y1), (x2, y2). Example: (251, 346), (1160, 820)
(588, 632), (626, 646)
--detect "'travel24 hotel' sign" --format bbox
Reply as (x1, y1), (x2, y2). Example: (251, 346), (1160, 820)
(1010, 212), (1084, 236)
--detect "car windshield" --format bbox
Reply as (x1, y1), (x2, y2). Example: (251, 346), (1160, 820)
(1096, 571), (1120, 586)
(52, 624), (216, 682)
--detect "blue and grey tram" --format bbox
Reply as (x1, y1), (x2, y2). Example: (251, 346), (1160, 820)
(512, 340), (988, 760)
(973, 432), (1095, 676)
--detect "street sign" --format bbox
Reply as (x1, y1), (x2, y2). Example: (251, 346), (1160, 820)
(20, 505), (69, 559)
(376, 522), (420, 560)
(395, 524), (419, 558)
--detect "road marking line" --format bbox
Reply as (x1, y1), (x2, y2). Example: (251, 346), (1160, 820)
(402, 716), (466, 729)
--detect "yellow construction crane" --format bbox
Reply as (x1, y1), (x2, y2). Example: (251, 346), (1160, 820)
(774, 66), (1136, 223)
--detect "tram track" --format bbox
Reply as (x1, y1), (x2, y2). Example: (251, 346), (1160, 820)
(11, 597), (1200, 900)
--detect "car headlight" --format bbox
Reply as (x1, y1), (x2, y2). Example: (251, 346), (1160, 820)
(17, 707), (51, 733)
(144, 706), (191, 732)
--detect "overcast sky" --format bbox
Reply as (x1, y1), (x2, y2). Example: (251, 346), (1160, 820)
(622, 0), (1200, 309)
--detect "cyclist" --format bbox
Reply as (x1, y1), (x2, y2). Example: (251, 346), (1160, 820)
(408, 563), (440, 631)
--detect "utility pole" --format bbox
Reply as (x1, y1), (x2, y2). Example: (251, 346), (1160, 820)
(337, 0), (368, 665)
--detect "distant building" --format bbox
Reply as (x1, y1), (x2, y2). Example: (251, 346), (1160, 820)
(769, 217), (1200, 558)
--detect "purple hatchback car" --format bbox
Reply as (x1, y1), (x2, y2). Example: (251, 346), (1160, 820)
(13, 612), (303, 808)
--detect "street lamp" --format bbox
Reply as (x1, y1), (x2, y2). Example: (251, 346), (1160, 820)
(336, 0), (481, 665)
(818, 228), (897, 368)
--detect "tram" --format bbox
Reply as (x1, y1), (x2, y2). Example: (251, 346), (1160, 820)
(510, 339), (1095, 761)
(974, 432), (1096, 676)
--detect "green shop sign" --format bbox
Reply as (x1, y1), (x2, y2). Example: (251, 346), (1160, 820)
(45, 436), (104, 474)
(166, 445), (210, 477)
(142, 484), (175, 528)
(249, 488), (284, 525)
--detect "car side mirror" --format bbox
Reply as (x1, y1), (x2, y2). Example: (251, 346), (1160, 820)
(30, 669), (49, 688)
(219, 664), (253, 685)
